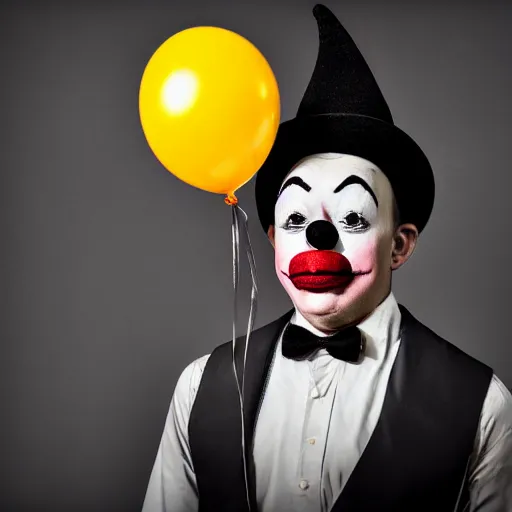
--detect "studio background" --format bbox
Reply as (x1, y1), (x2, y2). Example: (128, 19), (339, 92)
(1, 0), (511, 510)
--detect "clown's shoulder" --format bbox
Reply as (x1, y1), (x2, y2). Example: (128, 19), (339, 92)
(399, 309), (512, 442)
(172, 325), (269, 412)
(173, 335), (249, 405)
(474, 372), (512, 456)
(172, 353), (211, 411)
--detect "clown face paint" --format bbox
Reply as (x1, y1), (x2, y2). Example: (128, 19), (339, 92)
(272, 153), (397, 330)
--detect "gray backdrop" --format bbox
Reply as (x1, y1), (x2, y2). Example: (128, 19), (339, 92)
(1, 0), (511, 510)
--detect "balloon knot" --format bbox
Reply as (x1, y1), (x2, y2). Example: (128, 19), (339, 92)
(224, 193), (238, 206)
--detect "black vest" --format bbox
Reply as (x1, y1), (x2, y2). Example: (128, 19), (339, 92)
(188, 305), (492, 512)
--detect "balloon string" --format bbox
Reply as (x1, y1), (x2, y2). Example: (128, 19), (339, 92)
(230, 204), (249, 511)
(238, 204), (258, 510)
(237, 204), (258, 390)
(230, 203), (258, 512)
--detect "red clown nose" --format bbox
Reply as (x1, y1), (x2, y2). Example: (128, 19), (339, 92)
(287, 250), (354, 292)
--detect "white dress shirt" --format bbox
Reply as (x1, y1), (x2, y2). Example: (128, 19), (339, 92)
(142, 293), (512, 512)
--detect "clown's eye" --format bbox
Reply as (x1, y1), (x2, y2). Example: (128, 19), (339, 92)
(340, 211), (370, 232)
(283, 212), (306, 230)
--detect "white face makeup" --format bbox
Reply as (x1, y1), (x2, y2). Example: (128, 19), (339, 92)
(272, 153), (397, 328)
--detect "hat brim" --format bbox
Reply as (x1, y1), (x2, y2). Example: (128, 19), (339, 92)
(255, 114), (435, 234)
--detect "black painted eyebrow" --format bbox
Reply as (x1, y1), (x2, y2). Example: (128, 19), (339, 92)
(333, 175), (379, 207)
(278, 176), (311, 197)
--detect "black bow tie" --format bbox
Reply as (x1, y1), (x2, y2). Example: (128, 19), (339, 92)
(281, 323), (364, 363)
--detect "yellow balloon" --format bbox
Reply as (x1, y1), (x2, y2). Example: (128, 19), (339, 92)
(139, 26), (280, 199)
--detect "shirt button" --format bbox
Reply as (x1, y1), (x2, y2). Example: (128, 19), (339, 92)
(299, 479), (310, 490)
(310, 389), (319, 399)
(308, 438), (316, 445)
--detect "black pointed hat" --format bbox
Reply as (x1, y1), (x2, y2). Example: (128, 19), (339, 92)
(255, 4), (434, 233)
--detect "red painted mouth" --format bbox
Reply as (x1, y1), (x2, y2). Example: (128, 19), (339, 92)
(283, 250), (369, 293)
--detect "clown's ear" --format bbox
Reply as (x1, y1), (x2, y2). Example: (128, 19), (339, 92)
(267, 225), (276, 248)
(391, 223), (418, 270)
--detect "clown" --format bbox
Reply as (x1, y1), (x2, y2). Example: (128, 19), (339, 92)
(142, 5), (512, 512)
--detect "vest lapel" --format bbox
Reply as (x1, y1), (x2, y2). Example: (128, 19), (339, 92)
(188, 308), (293, 512)
(330, 305), (492, 512)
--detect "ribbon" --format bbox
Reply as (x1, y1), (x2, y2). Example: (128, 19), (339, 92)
(230, 203), (258, 511)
